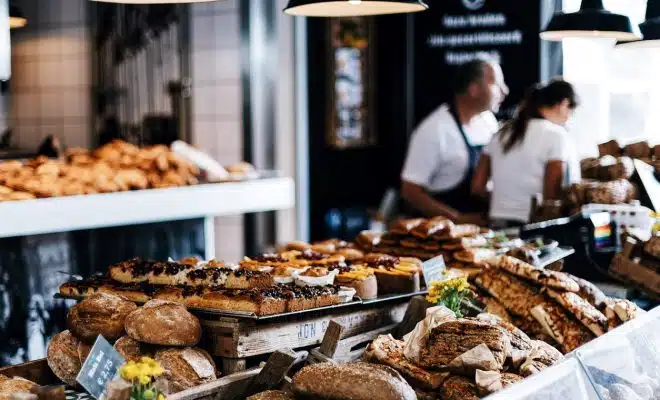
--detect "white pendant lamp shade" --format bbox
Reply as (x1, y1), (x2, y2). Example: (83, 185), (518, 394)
(540, 0), (640, 41)
(90, 0), (218, 3)
(283, 0), (428, 17)
(617, 0), (660, 48)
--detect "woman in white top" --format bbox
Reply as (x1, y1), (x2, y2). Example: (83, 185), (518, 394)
(472, 79), (580, 226)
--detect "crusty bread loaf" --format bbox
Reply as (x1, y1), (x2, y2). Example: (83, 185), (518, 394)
(114, 336), (149, 362)
(77, 341), (91, 364)
(0, 375), (38, 400)
(292, 362), (417, 400)
(154, 348), (217, 393)
(246, 391), (292, 400)
(124, 300), (201, 346)
(47, 330), (81, 387)
(67, 292), (138, 342)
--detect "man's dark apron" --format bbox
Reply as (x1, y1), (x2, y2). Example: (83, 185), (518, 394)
(430, 103), (487, 214)
(402, 104), (488, 218)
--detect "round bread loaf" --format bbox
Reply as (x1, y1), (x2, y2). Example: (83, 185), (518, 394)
(154, 348), (217, 393)
(67, 292), (138, 342)
(77, 341), (92, 364)
(113, 336), (147, 362)
(0, 375), (38, 400)
(292, 362), (416, 400)
(124, 300), (201, 346)
(47, 330), (82, 387)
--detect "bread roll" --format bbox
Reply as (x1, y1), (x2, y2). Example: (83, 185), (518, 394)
(292, 362), (416, 400)
(154, 348), (217, 393)
(67, 293), (138, 342)
(47, 330), (81, 387)
(124, 300), (201, 346)
(0, 375), (38, 400)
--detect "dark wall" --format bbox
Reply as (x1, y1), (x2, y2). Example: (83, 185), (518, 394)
(306, 1), (559, 241)
(307, 15), (410, 240)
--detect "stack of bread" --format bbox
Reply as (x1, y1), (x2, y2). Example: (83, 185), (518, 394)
(355, 217), (487, 261)
(46, 293), (217, 394)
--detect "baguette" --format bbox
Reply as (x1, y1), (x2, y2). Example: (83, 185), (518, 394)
(292, 362), (417, 400)
(364, 335), (447, 390)
(114, 336), (149, 362)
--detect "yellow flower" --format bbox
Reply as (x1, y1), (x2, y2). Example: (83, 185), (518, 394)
(157, 394), (166, 400)
(120, 363), (140, 381)
(139, 374), (151, 385)
(150, 366), (165, 376)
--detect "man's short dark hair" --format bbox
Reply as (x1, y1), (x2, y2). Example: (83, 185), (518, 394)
(451, 58), (492, 95)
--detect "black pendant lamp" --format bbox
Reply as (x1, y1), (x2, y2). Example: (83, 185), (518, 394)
(617, 0), (660, 48)
(540, 0), (640, 41)
(9, 4), (27, 29)
(283, 0), (428, 17)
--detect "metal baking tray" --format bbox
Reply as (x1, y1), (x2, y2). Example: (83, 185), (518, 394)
(361, 290), (428, 305)
(537, 246), (575, 268)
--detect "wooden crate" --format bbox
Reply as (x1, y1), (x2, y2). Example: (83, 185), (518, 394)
(610, 237), (660, 299)
(0, 359), (59, 386)
(200, 300), (408, 372)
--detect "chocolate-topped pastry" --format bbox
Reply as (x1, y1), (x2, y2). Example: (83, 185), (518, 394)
(109, 258), (274, 289)
(362, 253), (399, 268)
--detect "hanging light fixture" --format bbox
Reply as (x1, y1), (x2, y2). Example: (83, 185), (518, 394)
(540, 0), (640, 41)
(283, 0), (428, 17)
(9, 4), (27, 29)
(616, 0), (660, 48)
(89, 0), (218, 3)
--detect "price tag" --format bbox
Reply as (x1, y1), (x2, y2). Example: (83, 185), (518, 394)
(76, 336), (126, 400)
(421, 255), (446, 284)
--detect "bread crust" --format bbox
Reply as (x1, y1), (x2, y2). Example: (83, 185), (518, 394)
(114, 336), (148, 362)
(67, 293), (138, 342)
(0, 376), (38, 399)
(154, 348), (217, 393)
(292, 362), (416, 400)
(47, 330), (81, 387)
(124, 300), (201, 346)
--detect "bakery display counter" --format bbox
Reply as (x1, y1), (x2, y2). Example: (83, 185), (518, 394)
(0, 176), (294, 257)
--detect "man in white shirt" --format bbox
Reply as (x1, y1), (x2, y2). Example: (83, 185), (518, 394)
(401, 57), (508, 224)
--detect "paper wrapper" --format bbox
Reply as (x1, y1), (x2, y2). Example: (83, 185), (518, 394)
(447, 344), (500, 376)
(403, 306), (456, 364)
(475, 370), (503, 396)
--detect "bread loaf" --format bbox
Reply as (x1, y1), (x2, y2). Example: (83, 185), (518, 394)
(124, 300), (201, 346)
(0, 376), (38, 400)
(154, 348), (217, 393)
(47, 330), (82, 387)
(246, 391), (292, 400)
(114, 336), (149, 362)
(292, 362), (416, 400)
(67, 293), (138, 342)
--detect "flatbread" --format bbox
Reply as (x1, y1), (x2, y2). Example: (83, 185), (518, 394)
(530, 302), (595, 353)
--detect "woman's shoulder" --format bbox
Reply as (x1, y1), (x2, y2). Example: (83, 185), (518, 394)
(527, 118), (569, 137)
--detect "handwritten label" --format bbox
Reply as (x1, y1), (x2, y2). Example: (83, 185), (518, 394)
(76, 336), (125, 399)
(421, 255), (446, 284)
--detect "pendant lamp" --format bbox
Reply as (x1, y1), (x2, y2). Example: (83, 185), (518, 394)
(283, 0), (428, 17)
(617, 0), (660, 48)
(89, 0), (217, 3)
(540, 0), (640, 41)
(9, 4), (26, 29)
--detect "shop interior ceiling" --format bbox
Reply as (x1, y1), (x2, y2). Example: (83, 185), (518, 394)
(94, 3), (185, 147)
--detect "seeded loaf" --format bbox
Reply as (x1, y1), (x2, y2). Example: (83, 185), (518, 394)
(124, 300), (201, 346)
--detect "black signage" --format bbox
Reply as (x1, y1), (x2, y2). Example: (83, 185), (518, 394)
(76, 336), (125, 399)
(414, 0), (544, 123)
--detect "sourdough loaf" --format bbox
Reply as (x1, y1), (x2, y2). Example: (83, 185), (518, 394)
(47, 330), (81, 387)
(67, 292), (137, 342)
(0, 376), (38, 400)
(124, 300), (201, 346)
(154, 348), (217, 393)
(292, 362), (416, 400)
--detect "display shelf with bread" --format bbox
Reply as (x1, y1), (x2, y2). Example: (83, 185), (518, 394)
(609, 234), (660, 300)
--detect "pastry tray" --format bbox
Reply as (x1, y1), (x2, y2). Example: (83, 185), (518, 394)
(537, 246), (575, 268)
(54, 289), (427, 321)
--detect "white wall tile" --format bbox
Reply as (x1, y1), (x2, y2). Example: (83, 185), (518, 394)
(192, 48), (241, 83)
(60, 91), (89, 118)
(192, 84), (242, 118)
(38, 59), (63, 87)
(39, 92), (62, 118)
(191, 14), (239, 51)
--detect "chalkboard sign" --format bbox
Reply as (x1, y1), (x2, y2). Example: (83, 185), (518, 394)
(421, 255), (447, 284)
(76, 336), (125, 399)
(413, 0), (544, 123)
